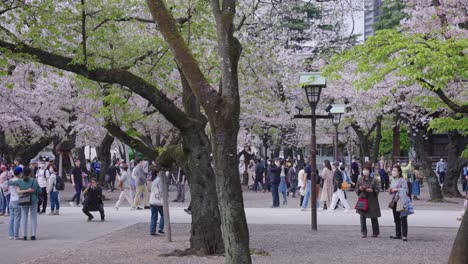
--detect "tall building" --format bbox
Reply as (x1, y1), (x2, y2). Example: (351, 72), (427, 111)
(364, 0), (382, 40)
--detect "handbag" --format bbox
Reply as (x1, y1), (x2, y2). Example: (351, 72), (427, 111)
(18, 179), (35, 206)
(354, 197), (369, 212)
(341, 182), (350, 191)
(388, 200), (395, 209)
(396, 199), (405, 212)
(406, 200), (414, 215)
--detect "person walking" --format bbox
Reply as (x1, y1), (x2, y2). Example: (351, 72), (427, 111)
(82, 178), (105, 221)
(114, 163), (134, 210)
(133, 159), (150, 210)
(463, 162), (468, 195)
(328, 161), (351, 213)
(254, 160), (265, 192)
(278, 161), (288, 205)
(173, 168), (186, 202)
(149, 172), (164, 235)
(8, 167), (21, 240)
(70, 159), (87, 207)
(298, 165), (305, 206)
(9, 166), (41, 240)
(389, 165), (411, 241)
(320, 160), (334, 210)
(47, 166), (60, 215)
(301, 160), (321, 211)
(106, 161), (120, 192)
(350, 156), (360, 189)
(355, 164), (381, 238)
(269, 159), (281, 208)
(412, 165), (424, 200)
(436, 158), (447, 186)
(263, 160), (272, 193)
(288, 163), (298, 198)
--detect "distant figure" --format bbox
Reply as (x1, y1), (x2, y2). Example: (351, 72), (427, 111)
(149, 172), (164, 236)
(436, 158), (447, 185)
(351, 156), (360, 189)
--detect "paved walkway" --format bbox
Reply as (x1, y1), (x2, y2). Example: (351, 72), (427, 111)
(0, 206), (462, 264)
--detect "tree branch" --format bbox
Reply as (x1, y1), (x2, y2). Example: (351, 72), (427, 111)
(105, 122), (158, 160)
(418, 78), (468, 114)
(0, 39), (197, 131)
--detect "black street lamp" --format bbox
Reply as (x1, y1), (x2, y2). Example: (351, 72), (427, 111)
(329, 104), (345, 161)
(299, 72), (326, 231)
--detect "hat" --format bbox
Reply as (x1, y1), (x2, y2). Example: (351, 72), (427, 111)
(30, 159), (38, 164)
(13, 166), (23, 175)
(332, 161), (340, 167)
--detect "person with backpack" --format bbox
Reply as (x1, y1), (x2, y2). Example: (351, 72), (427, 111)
(47, 166), (60, 215)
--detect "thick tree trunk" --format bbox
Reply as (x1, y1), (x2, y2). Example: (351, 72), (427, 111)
(448, 212), (468, 264)
(443, 131), (467, 198)
(371, 116), (383, 162)
(182, 130), (224, 254)
(392, 123), (401, 163)
(96, 133), (114, 184)
(212, 127), (251, 264)
(412, 132), (443, 201)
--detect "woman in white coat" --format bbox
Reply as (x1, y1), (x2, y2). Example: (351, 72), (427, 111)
(149, 173), (164, 235)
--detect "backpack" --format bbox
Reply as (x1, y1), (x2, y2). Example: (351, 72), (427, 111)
(55, 174), (65, 191)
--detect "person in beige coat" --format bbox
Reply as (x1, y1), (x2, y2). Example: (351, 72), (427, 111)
(320, 160), (334, 210)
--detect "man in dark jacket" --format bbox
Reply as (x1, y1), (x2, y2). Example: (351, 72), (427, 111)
(82, 178), (105, 221)
(254, 160), (265, 192)
(269, 159), (282, 208)
(328, 161), (351, 212)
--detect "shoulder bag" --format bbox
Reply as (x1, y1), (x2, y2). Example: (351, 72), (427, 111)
(18, 179), (35, 206)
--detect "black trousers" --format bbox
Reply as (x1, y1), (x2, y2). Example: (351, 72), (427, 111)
(392, 205), (408, 238)
(83, 205), (105, 220)
(360, 214), (380, 235)
(38, 187), (47, 213)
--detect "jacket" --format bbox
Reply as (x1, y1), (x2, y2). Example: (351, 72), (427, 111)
(149, 177), (163, 206)
(355, 176), (381, 219)
(269, 166), (281, 184)
(82, 186), (103, 211)
(332, 169), (343, 192)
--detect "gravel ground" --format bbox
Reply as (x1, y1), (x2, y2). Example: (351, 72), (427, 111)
(26, 223), (457, 264)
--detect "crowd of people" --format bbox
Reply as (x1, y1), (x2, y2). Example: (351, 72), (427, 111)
(241, 155), (468, 241)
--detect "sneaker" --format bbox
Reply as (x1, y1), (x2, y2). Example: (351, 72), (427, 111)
(48, 212), (55, 215)
(402, 237), (408, 242)
(8, 237), (13, 240)
(372, 233), (379, 238)
(158, 230), (165, 235)
(361, 234), (367, 238)
(87, 217), (94, 221)
(390, 236), (402, 240)
(150, 233), (157, 236)
(144, 206), (150, 209)
(101, 218), (105, 222)
(300, 208), (306, 211)
(136, 207), (143, 210)
(31, 236), (36, 241)
(23, 236), (27, 241)
(69, 202), (75, 207)
(54, 211), (60, 215)
(184, 209), (192, 215)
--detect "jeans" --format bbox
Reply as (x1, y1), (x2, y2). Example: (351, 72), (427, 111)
(254, 178), (263, 192)
(360, 214), (379, 236)
(8, 200), (21, 238)
(271, 183), (279, 207)
(83, 204), (105, 220)
(301, 180), (320, 209)
(150, 205), (164, 234)
(438, 172), (446, 184)
(134, 184), (149, 207)
(38, 187), (47, 213)
(72, 184), (82, 205)
(50, 191), (60, 212)
(392, 205), (408, 238)
(0, 190), (4, 213)
(21, 204), (38, 237)
(5, 193), (10, 214)
(175, 183), (185, 202)
(281, 191), (287, 204)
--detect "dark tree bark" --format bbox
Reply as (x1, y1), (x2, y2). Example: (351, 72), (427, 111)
(411, 131), (443, 201)
(392, 122), (401, 163)
(147, 1), (251, 262)
(371, 116), (383, 162)
(449, 212), (468, 264)
(96, 133), (114, 184)
(443, 131), (468, 198)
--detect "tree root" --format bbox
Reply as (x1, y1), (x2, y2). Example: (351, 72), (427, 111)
(159, 248), (224, 257)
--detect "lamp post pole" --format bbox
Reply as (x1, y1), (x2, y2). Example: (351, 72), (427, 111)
(310, 107), (318, 231)
(334, 123), (339, 161)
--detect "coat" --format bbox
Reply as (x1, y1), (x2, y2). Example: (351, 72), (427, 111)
(320, 168), (334, 205)
(82, 187), (103, 211)
(355, 176), (381, 219)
